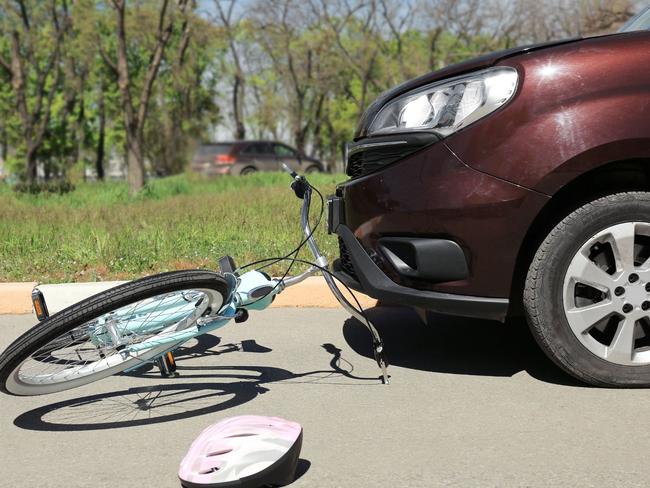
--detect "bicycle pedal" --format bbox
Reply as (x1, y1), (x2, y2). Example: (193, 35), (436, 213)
(156, 351), (179, 378)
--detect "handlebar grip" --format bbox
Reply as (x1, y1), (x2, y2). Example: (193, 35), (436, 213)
(281, 162), (298, 179)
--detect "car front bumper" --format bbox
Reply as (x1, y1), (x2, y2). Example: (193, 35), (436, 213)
(329, 140), (550, 321)
(330, 215), (510, 321)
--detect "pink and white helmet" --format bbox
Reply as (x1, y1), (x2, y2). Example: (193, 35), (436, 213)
(178, 415), (303, 487)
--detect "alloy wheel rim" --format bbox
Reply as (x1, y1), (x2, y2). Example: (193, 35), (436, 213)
(562, 222), (650, 366)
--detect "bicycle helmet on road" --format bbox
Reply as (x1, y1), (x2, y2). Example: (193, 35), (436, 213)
(178, 415), (303, 487)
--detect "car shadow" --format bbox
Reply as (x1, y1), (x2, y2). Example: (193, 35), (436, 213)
(342, 305), (585, 388)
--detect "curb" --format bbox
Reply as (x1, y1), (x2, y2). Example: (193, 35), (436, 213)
(270, 277), (376, 309)
(0, 282), (37, 314)
(0, 277), (376, 315)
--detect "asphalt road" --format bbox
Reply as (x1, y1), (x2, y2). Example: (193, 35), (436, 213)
(1, 307), (650, 488)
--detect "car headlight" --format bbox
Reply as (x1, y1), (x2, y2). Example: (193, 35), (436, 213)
(367, 67), (518, 137)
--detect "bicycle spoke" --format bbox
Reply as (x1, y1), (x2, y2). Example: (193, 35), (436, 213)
(14, 289), (211, 387)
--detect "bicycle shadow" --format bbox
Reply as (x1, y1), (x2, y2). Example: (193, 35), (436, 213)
(13, 335), (380, 433)
(13, 306), (584, 433)
(342, 305), (584, 388)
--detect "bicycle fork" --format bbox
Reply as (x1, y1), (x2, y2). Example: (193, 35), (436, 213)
(282, 170), (390, 384)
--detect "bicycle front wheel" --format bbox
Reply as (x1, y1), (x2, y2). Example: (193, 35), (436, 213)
(0, 270), (229, 396)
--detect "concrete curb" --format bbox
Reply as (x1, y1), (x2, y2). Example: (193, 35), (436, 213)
(0, 277), (376, 315)
(0, 282), (37, 314)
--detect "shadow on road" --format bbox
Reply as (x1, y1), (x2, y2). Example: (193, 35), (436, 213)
(13, 336), (381, 432)
(13, 306), (585, 433)
(343, 306), (584, 388)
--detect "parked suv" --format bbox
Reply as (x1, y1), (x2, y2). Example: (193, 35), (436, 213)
(329, 10), (650, 386)
(191, 141), (323, 176)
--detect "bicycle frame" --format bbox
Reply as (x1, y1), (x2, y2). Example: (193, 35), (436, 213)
(100, 168), (389, 383)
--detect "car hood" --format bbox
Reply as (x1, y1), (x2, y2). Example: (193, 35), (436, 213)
(354, 37), (582, 139)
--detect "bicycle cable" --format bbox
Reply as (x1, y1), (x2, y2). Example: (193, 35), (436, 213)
(239, 254), (371, 323)
(233, 179), (387, 379)
(237, 181), (325, 273)
(235, 179), (326, 306)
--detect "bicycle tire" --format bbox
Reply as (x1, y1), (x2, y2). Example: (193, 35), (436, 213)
(0, 270), (229, 396)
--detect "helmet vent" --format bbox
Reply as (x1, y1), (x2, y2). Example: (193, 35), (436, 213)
(207, 449), (232, 457)
(199, 467), (220, 475)
(225, 433), (256, 438)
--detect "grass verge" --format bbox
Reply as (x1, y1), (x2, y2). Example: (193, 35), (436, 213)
(0, 172), (344, 283)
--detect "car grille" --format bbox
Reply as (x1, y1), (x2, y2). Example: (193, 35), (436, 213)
(346, 152), (366, 179)
(338, 236), (388, 284)
(346, 146), (404, 179)
(345, 133), (439, 179)
(338, 237), (358, 281)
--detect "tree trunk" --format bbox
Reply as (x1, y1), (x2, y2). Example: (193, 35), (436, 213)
(26, 146), (37, 182)
(294, 128), (306, 155)
(0, 124), (7, 162)
(96, 87), (105, 180)
(76, 92), (86, 181)
(127, 132), (145, 194)
(233, 74), (246, 140)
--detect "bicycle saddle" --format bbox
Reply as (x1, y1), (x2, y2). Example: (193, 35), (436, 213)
(178, 415), (303, 487)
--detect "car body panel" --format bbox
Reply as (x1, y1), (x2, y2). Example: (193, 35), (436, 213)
(445, 31), (650, 194)
(355, 37), (582, 139)
(339, 142), (549, 298)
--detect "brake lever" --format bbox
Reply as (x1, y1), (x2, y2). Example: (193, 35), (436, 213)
(281, 162), (308, 199)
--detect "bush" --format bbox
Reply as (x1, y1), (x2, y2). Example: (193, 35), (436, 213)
(13, 180), (76, 195)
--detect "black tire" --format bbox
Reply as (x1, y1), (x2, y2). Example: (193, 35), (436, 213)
(524, 192), (650, 387)
(239, 166), (257, 176)
(0, 270), (228, 396)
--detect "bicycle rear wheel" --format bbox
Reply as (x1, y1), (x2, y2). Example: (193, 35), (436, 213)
(0, 270), (229, 396)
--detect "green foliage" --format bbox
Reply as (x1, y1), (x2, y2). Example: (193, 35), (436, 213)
(0, 1), (223, 182)
(2, 1), (628, 182)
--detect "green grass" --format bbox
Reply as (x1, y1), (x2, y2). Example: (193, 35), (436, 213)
(0, 172), (344, 283)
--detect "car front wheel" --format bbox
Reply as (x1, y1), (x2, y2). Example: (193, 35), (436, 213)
(524, 192), (650, 387)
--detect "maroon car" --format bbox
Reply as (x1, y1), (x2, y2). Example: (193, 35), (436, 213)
(329, 11), (650, 386)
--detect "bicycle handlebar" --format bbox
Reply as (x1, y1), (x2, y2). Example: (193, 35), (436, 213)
(281, 162), (297, 178)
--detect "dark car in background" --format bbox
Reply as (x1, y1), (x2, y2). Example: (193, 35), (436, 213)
(191, 141), (324, 176)
(329, 10), (650, 387)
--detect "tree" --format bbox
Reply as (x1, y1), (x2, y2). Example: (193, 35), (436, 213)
(0, 1), (70, 182)
(214, 0), (247, 140)
(311, 0), (383, 115)
(100, 0), (189, 194)
(252, 0), (344, 154)
(143, 12), (222, 175)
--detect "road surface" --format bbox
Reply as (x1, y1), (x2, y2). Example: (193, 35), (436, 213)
(1, 307), (649, 487)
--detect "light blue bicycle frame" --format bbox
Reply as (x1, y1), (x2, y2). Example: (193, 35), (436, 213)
(101, 168), (389, 382)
